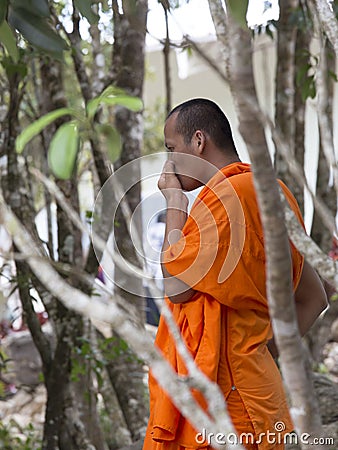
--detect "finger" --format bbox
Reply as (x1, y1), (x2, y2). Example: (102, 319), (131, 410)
(163, 160), (175, 174)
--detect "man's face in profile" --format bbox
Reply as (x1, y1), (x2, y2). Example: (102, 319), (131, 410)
(164, 114), (204, 192)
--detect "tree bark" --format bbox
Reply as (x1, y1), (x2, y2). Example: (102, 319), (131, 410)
(0, 60), (87, 450)
(224, 6), (324, 446)
(160, 0), (172, 115)
(311, 36), (337, 251)
(275, 0), (304, 209)
(109, 0), (150, 440)
(293, 22), (311, 215)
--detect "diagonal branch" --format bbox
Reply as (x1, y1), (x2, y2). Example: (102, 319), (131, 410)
(280, 191), (338, 289)
(30, 167), (244, 447)
(0, 187), (243, 450)
(223, 6), (324, 446)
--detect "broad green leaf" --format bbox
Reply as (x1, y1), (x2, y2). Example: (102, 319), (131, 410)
(11, 0), (50, 18)
(227, 0), (249, 29)
(8, 8), (68, 57)
(74, 0), (99, 24)
(95, 124), (122, 163)
(99, 95), (143, 111)
(0, 0), (8, 23)
(86, 97), (100, 120)
(99, 85), (127, 98)
(87, 89), (143, 119)
(48, 122), (79, 179)
(16, 107), (75, 153)
(86, 86), (126, 118)
(0, 20), (19, 62)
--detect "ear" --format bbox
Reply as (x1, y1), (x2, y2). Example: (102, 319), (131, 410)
(192, 130), (206, 155)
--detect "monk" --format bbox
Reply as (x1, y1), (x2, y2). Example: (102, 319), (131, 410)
(143, 98), (328, 450)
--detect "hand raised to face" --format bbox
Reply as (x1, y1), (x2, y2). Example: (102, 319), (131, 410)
(158, 160), (182, 191)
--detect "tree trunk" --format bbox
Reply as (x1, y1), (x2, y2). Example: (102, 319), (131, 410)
(311, 40), (337, 253)
(160, 0), (172, 115)
(293, 22), (311, 216)
(275, 0), (305, 210)
(224, 5), (324, 446)
(0, 60), (88, 450)
(109, 0), (150, 440)
(38, 57), (105, 450)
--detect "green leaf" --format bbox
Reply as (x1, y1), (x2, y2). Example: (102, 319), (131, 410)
(16, 107), (75, 153)
(48, 122), (79, 179)
(0, 20), (19, 62)
(1, 55), (27, 79)
(11, 0), (50, 18)
(99, 95), (143, 111)
(301, 75), (316, 102)
(227, 0), (249, 29)
(87, 86), (143, 119)
(74, 0), (99, 24)
(265, 24), (274, 40)
(8, 7), (68, 57)
(296, 63), (310, 86)
(0, 0), (8, 23)
(328, 69), (338, 83)
(95, 124), (122, 163)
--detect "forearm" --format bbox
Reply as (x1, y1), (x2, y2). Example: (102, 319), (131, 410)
(295, 297), (327, 337)
(268, 297), (326, 360)
(268, 260), (328, 359)
(161, 191), (196, 303)
(162, 191), (188, 253)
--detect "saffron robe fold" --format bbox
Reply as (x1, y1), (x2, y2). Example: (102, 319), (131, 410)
(144, 163), (304, 450)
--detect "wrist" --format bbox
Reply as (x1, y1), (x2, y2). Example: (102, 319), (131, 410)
(165, 189), (189, 208)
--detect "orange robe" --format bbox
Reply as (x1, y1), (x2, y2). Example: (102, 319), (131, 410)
(143, 162), (304, 450)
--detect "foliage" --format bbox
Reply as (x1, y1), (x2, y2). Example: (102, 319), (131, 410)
(0, 349), (12, 399)
(71, 335), (143, 390)
(71, 337), (104, 388)
(0, 348), (11, 373)
(0, 421), (41, 450)
(73, 0), (99, 25)
(0, 0), (68, 60)
(0, 0), (107, 61)
(15, 86), (143, 179)
(295, 50), (317, 102)
(0, 20), (19, 63)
